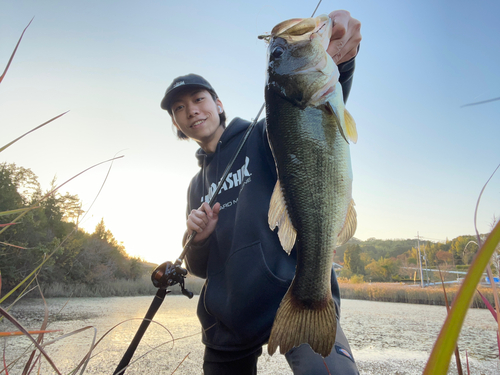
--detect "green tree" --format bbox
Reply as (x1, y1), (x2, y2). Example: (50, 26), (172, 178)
(344, 244), (364, 275)
(450, 235), (477, 265)
(365, 257), (399, 282)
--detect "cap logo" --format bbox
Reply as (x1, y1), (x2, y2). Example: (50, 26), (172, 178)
(172, 81), (185, 89)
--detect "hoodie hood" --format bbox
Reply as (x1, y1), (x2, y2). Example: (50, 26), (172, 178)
(195, 118), (250, 167)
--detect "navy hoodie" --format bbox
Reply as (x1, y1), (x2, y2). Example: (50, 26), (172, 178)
(184, 57), (356, 352)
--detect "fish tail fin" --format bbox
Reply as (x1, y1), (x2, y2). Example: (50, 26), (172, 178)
(268, 288), (337, 357)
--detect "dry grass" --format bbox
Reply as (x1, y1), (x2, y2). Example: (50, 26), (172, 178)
(339, 281), (496, 308)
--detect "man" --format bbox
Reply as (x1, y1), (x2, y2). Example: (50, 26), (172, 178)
(161, 10), (361, 375)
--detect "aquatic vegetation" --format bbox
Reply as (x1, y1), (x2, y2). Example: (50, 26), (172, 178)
(0, 20), (129, 375)
(423, 165), (500, 374)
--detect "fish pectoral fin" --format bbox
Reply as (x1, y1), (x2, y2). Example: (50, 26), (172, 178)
(268, 180), (296, 254)
(325, 101), (349, 144)
(337, 199), (357, 246)
(345, 109), (358, 144)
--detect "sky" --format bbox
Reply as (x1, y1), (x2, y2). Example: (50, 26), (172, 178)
(1, 0), (499, 265)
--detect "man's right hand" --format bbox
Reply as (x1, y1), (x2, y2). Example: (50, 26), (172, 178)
(187, 202), (221, 243)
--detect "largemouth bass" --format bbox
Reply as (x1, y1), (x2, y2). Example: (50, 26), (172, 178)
(264, 15), (358, 357)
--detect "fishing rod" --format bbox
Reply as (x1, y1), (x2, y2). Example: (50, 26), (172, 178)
(113, 104), (265, 375)
(114, 1), (323, 372)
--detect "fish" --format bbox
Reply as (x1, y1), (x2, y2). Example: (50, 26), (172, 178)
(264, 14), (358, 357)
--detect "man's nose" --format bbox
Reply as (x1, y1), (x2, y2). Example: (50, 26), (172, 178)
(187, 104), (200, 117)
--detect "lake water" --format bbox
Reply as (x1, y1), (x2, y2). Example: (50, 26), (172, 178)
(1, 296), (498, 374)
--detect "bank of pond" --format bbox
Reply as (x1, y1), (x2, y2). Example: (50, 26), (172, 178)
(30, 275), (496, 309)
(338, 281), (495, 308)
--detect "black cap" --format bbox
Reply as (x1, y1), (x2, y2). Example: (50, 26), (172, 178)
(160, 74), (217, 114)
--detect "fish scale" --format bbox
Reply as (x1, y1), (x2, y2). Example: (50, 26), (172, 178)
(267, 93), (346, 307)
(264, 14), (357, 357)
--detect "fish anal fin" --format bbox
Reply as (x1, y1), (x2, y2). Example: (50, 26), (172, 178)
(337, 199), (357, 246)
(268, 288), (337, 357)
(269, 180), (296, 254)
(345, 109), (358, 144)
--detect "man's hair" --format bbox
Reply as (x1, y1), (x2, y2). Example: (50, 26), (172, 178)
(174, 91), (226, 140)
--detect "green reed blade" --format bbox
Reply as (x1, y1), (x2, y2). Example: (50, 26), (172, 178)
(0, 207), (38, 217)
(423, 219), (500, 374)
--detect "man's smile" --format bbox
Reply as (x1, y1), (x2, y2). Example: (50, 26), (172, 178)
(191, 118), (207, 128)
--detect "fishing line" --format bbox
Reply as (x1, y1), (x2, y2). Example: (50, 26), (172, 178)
(311, 0), (322, 17)
(115, 2), (326, 373)
(180, 0), (324, 262)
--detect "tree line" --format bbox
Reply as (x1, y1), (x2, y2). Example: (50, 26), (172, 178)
(0, 163), (150, 295)
(336, 232), (496, 283)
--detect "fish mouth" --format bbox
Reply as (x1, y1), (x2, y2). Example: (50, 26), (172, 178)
(272, 15), (331, 43)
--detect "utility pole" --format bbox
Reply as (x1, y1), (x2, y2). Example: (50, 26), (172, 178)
(422, 240), (430, 285)
(417, 232), (424, 288)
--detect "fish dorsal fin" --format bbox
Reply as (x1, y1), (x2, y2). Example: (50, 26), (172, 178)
(337, 199), (357, 246)
(344, 109), (358, 144)
(269, 180), (296, 254)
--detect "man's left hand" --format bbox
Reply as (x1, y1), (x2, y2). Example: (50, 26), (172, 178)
(327, 10), (362, 65)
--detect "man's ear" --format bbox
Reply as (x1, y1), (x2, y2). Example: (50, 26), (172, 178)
(216, 98), (223, 113)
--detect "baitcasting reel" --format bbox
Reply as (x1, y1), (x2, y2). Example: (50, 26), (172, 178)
(151, 261), (193, 298)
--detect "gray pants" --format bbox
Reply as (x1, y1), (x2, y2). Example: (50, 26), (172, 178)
(203, 322), (358, 375)
(285, 323), (359, 375)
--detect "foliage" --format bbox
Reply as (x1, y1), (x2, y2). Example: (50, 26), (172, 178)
(364, 257), (399, 282)
(424, 218), (500, 374)
(336, 234), (494, 285)
(343, 244), (364, 275)
(0, 163), (148, 296)
(349, 274), (364, 284)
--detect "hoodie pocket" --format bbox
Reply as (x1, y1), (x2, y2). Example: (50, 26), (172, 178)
(204, 241), (293, 344)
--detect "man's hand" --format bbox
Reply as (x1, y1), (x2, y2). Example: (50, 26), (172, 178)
(187, 202), (221, 244)
(327, 10), (362, 65)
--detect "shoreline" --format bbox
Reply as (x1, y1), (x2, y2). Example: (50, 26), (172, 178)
(18, 279), (495, 309)
(338, 282), (495, 308)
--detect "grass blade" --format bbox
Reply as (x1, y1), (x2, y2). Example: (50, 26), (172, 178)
(473, 164), (500, 360)
(477, 289), (497, 320)
(0, 111), (68, 153)
(0, 242), (27, 250)
(22, 283), (49, 375)
(0, 155), (123, 237)
(170, 353), (190, 375)
(437, 265), (463, 375)
(0, 18), (33, 84)
(0, 330), (61, 337)
(0, 208), (38, 217)
(461, 96), (500, 108)
(0, 158), (123, 304)
(0, 307), (61, 375)
(423, 219), (500, 374)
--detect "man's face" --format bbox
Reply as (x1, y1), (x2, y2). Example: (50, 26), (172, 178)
(171, 88), (224, 146)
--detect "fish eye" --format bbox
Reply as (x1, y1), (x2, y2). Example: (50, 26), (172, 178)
(272, 46), (284, 59)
